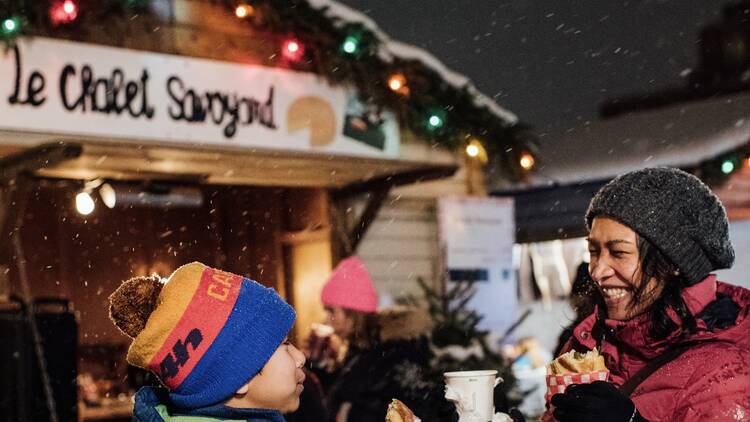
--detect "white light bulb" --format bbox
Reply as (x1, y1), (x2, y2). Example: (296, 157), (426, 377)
(99, 183), (117, 209)
(75, 191), (95, 215)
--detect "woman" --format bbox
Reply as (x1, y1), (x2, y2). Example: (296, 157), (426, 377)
(316, 256), (438, 422)
(306, 255), (380, 393)
(548, 168), (750, 422)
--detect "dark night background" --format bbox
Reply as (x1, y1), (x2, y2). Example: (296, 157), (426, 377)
(337, 1), (722, 135)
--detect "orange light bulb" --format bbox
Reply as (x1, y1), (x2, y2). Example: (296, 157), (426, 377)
(519, 152), (535, 171)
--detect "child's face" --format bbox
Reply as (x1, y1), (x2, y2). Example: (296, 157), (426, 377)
(230, 340), (306, 412)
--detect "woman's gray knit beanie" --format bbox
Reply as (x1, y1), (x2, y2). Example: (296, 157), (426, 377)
(585, 167), (735, 284)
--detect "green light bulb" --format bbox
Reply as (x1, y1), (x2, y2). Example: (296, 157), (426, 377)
(428, 115), (443, 128)
(2, 17), (19, 35)
(722, 160), (735, 175)
(342, 36), (359, 54)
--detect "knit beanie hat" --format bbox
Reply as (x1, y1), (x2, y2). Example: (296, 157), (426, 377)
(108, 262), (295, 408)
(320, 256), (378, 313)
(585, 167), (735, 284)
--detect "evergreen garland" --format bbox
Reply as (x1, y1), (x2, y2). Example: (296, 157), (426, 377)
(8, 2), (747, 186)
(0, 0), (535, 181)
(0, 0), (148, 34)
(219, 0), (532, 180)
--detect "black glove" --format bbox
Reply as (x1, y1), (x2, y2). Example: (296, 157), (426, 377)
(550, 381), (648, 422)
(508, 408), (525, 422)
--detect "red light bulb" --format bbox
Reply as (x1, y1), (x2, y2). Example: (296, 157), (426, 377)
(281, 38), (305, 62)
(50, 0), (79, 25)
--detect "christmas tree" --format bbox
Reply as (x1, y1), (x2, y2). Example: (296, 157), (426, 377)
(414, 276), (523, 417)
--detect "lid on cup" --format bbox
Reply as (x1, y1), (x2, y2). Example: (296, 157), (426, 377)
(444, 370), (498, 378)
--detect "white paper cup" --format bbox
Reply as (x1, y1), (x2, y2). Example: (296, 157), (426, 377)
(444, 370), (502, 422)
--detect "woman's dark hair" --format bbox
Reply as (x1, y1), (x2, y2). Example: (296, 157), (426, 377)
(343, 308), (380, 350)
(626, 235), (697, 340)
(570, 262), (601, 320)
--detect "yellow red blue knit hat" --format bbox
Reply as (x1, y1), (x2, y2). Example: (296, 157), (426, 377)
(123, 262), (295, 408)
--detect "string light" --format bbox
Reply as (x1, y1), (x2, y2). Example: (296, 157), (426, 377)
(465, 138), (488, 162)
(721, 159), (735, 175)
(281, 38), (304, 62)
(427, 113), (444, 130)
(63, 0), (76, 14)
(342, 35), (359, 54)
(1, 17), (19, 36)
(519, 151), (536, 171)
(235, 4), (253, 18)
(0, 2), (530, 181)
(387, 73), (408, 95)
(49, 0), (79, 25)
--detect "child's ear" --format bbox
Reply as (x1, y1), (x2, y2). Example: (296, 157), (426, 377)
(235, 382), (250, 396)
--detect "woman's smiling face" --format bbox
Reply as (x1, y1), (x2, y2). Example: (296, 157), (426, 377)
(587, 216), (662, 320)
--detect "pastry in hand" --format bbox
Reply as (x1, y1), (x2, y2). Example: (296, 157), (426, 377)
(548, 348), (607, 375)
(385, 398), (420, 422)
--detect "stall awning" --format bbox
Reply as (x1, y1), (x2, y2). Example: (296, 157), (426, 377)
(0, 135), (457, 190)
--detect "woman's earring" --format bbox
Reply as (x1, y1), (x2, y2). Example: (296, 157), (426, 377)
(673, 269), (680, 276)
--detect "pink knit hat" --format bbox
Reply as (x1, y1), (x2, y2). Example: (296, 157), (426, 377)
(320, 256), (377, 313)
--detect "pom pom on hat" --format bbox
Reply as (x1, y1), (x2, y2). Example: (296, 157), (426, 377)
(321, 256), (378, 313)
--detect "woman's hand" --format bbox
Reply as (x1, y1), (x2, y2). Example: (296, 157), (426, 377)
(507, 408), (525, 422)
(550, 381), (648, 422)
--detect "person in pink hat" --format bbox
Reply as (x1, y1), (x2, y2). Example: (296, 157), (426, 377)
(312, 256), (436, 422)
(320, 256), (379, 351)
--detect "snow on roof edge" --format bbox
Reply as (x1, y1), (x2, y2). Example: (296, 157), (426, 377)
(306, 0), (518, 124)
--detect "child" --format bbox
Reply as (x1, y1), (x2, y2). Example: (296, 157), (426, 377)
(108, 262), (306, 421)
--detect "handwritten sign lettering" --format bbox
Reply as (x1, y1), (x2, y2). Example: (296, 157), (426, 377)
(0, 37), (399, 158)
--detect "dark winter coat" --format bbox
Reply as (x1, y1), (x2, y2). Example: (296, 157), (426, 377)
(132, 386), (286, 422)
(557, 276), (750, 421)
(326, 307), (440, 422)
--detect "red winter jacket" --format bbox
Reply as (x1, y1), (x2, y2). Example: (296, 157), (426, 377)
(557, 276), (750, 421)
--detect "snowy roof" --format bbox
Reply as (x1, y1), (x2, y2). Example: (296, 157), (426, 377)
(307, 0), (518, 124)
(489, 90), (750, 191)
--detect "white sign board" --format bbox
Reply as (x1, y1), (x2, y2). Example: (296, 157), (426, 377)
(0, 37), (399, 158)
(438, 196), (517, 334)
